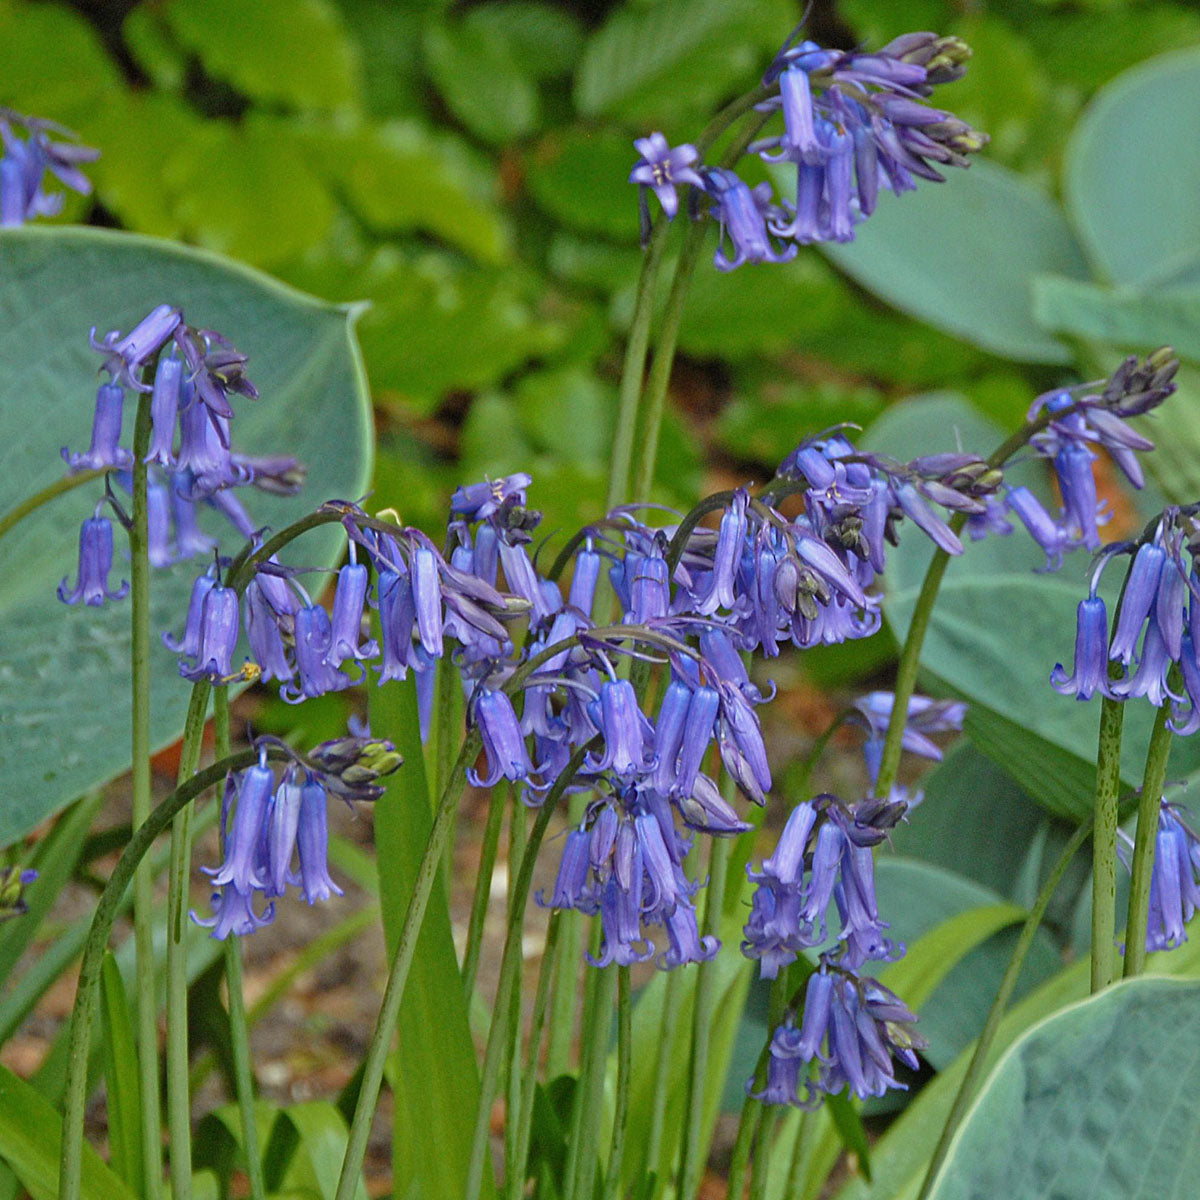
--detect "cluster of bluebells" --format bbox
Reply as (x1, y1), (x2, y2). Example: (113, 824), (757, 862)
(630, 29), (986, 267)
(1118, 799), (1200, 954)
(741, 691), (960, 1104)
(192, 733), (401, 938)
(996, 349), (1179, 571)
(0, 108), (97, 227)
(57, 303), (302, 622)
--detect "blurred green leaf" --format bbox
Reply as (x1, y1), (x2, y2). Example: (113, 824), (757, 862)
(0, 226), (372, 847)
(464, 3), (585, 80)
(512, 366), (615, 466)
(164, 0), (362, 111)
(574, 0), (788, 124)
(336, 0), (431, 117)
(161, 118), (336, 268)
(423, 18), (540, 144)
(1032, 274), (1200, 362)
(546, 234), (642, 294)
(928, 979), (1200, 1200)
(274, 1101), (369, 1200)
(815, 160), (1088, 364)
(0, 0), (121, 122)
(714, 382), (883, 468)
(526, 128), (641, 242)
(839, 0), (953, 47)
(1026, 5), (1200, 94)
(291, 119), (512, 264)
(1065, 46), (1200, 286)
(122, 6), (188, 92)
(1139, 366), (1200, 504)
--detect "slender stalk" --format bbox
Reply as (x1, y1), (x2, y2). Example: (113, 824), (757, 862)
(1123, 702), (1174, 978)
(603, 966), (634, 1200)
(747, 1108), (779, 1200)
(607, 219), (670, 510)
(61, 749), (271, 1200)
(128, 390), (162, 1200)
(916, 818), (1092, 1199)
(644, 968), (683, 1193)
(783, 1109), (816, 1197)
(461, 784), (507, 997)
(509, 912), (562, 1200)
(1091, 696), (1125, 992)
(465, 754), (589, 1199)
(546, 791), (586, 1078)
(165, 681), (212, 1200)
(213, 691), (265, 1200)
(0, 467), (104, 541)
(678, 834), (732, 1200)
(563, 964), (616, 1200)
(333, 732), (481, 1200)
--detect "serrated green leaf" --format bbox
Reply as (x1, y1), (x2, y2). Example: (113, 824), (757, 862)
(928, 978), (1200, 1200)
(815, 160), (1088, 363)
(0, 226), (372, 848)
(423, 18), (539, 144)
(1065, 47), (1200, 286)
(164, 0), (362, 111)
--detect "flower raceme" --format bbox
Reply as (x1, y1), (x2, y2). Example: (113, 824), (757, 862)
(628, 28), (987, 268)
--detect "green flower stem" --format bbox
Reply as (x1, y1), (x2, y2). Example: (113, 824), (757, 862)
(1091, 696), (1126, 992)
(465, 751), (588, 1199)
(213, 690), (265, 1200)
(61, 748), (274, 1200)
(461, 783), (507, 997)
(128, 391), (162, 1200)
(916, 817), (1093, 1200)
(509, 911), (562, 1200)
(333, 731), (481, 1200)
(603, 966), (634, 1200)
(872, 408), (1075, 802)
(1123, 701), (1174, 979)
(644, 968), (683, 1194)
(678, 833), (733, 1200)
(783, 1109), (816, 1196)
(748, 1108), (779, 1200)
(546, 792), (586, 1079)
(165, 681), (212, 1200)
(563, 962), (616, 1200)
(607, 218), (670, 511)
(0, 467), (104, 542)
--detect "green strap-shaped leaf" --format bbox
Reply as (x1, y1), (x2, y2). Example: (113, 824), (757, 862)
(0, 225), (372, 849)
(99, 952), (143, 1195)
(929, 978), (1200, 1200)
(0, 1061), (137, 1200)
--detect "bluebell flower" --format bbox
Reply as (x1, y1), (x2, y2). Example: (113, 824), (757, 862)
(703, 168), (798, 271)
(164, 571), (217, 654)
(1005, 487), (1071, 571)
(265, 770), (302, 897)
(468, 687), (538, 788)
(58, 513), (129, 606)
(205, 755), (274, 893)
(243, 579), (295, 684)
(296, 772), (343, 904)
(174, 325), (258, 420)
(178, 583), (240, 682)
(325, 561), (378, 668)
(191, 886), (274, 940)
(61, 383), (131, 472)
(280, 604), (358, 703)
(584, 679), (652, 779)
(144, 356), (182, 468)
(1117, 801), (1200, 953)
(0, 110), (97, 225)
(629, 133), (704, 222)
(451, 472), (532, 521)
(849, 691), (966, 783)
(90, 304), (182, 393)
(1052, 595), (1112, 701)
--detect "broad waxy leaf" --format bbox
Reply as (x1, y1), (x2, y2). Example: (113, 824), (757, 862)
(929, 978), (1200, 1200)
(0, 226), (372, 849)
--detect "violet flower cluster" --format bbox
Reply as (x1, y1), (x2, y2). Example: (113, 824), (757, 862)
(192, 734), (401, 938)
(0, 109), (97, 227)
(630, 29), (987, 267)
(1118, 800), (1200, 954)
(57, 303), (302, 624)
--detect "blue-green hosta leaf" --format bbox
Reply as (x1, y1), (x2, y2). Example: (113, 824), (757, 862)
(814, 159), (1089, 363)
(928, 978), (1200, 1200)
(0, 226), (372, 849)
(1065, 47), (1200, 287)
